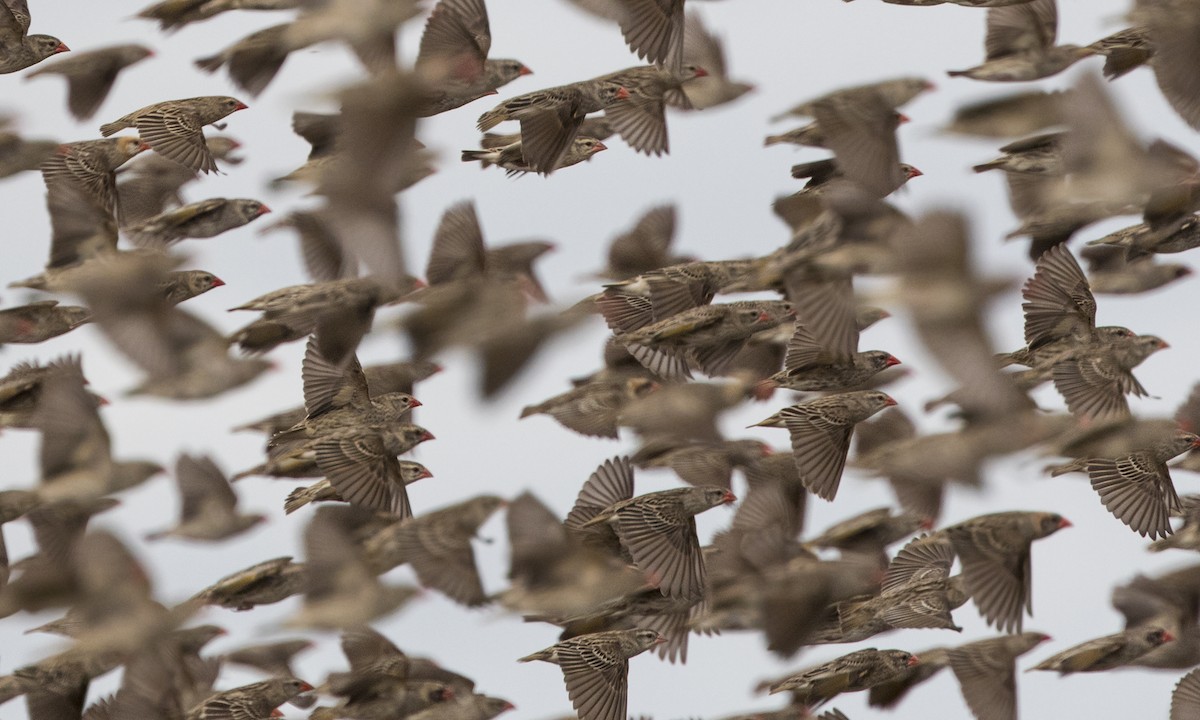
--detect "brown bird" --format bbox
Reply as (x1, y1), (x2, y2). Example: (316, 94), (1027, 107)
(26, 44), (152, 119)
(461, 135), (607, 176)
(567, 456), (735, 600)
(365, 495), (506, 606)
(115, 135), (242, 224)
(100, 96), (248, 173)
(194, 23), (292, 97)
(267, 338), (423, 456)
(0, 301), (89, 344)
(1080, 244), (1191, 295)
(948, 0), (1096, 81)
(811, 88), (912, 197)
(126, 197), (270, 248)
(750, 391), (898, 501)
(183, 677), (313, 720)
(231, 275), (422, 361)
(943, 511), (1071, 632)
(618, 300), (793, 380)
(136, 0), (300, 31)
(289, 507), (420, 630)
(767, 648), (920, 708)
(945, 632), (1052, 720)
(1030, 627), (1174, 673)
(1086, 431), (1200, 539)
(0, 0), (67, 74)
(0, 356), (101, 430)
(192, 555), (307, 611)
(520, 376), (657, 439)
(595, 64), (708, 156)
(41, 137), (148, 219)
(477, 78), (630, 173)
(414, 0), (532, 115)
(161, 269), (225, 305)
(284, 460), (432, 515)
(519, 628), (665, 720)
(0, 116), (56, 178)
(145, 454), (266, 542)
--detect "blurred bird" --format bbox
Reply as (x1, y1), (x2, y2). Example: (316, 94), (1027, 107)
(0, 0), (67, 74)
(26, 44), (152, 119)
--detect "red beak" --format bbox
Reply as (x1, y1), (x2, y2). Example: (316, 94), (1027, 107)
(722, 490), (737, 504)
(1058, 517), (1073, 529)
(883, 395), (898, 407)
(54, 42), (70, 53)
(1163, 631), (1177, 643)
(409, 398), (423, 409)
(593, 142), (608, 152)
(419, 469), (434, 480)
(885, 355), (902, 367)
(519, 65), (533, 76)
(693, 67), (709, 78)
(897, 113), (911, 124)
(234, 101), (249, 111)
(256, 204), (272, 216)
(210, 277), (226, 288)
(906, 655), (921, 667)
(422, 431), (436, 441)
(616, 87), (631, 100)
(906, 166), (924, 179)
(412, 278), (428, 289)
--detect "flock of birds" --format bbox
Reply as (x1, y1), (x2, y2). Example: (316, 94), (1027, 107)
(4, 0), (1200, 719)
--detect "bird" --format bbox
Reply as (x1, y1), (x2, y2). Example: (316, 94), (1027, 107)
(767, 648), (920, 709)
(461, 135), (607, 176)
(947, 0), (1096, 81)
(0, 0), (68, 74)
(943, 511), (1072, 632)
(1086, 430), (1200, 539)
(144, 453), (267, 542)
(945, 632), (1052, 720)
(100, 96), (248, 173)
(125, 197), (270, 247)
(566, 455), (735, 600)
(750, 391), (898, 501)
(25, 44), (152, 119)
(1030, 627), (1174, 673)
(477, 78), (630, 173)
(0, 301), (90, 345)
(518, 628), (665, 720)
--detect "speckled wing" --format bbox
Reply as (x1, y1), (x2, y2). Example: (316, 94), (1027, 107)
(985, 0), (1057, 59)
(947, 638), (1021, 720)
(1052, 355), (1132, 421)
(782, 407), (855, 501)
(604, 95), (668, 156)
(1022, 244), (1095, 347)
(41, 147), (120, 218)
(518, 96), (585, 174)
(315, 435), (411, 518)
(135, 110), (215, 174)
(427, 201), (487, 284)
(881, 534), (955, 594)
(1172, 668), (1200, 720)
(615, 0), (685, 71)
(301, 337), (370, 418)
(946, 524), (1030, 633)
(566, 456), (635, 530)
(615, 500), (703, 599)
(557, 641), (630, 720)
(1088, 453), (1179, 538)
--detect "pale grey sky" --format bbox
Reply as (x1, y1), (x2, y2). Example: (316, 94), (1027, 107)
(1, 1), (1198, 719)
